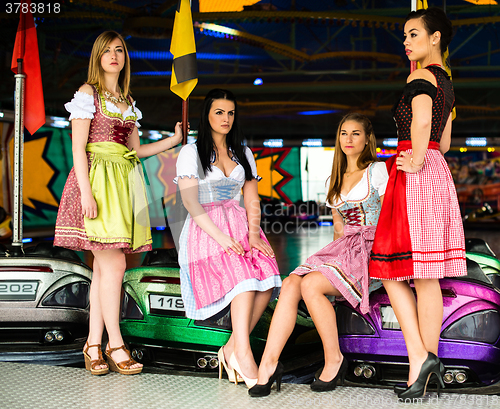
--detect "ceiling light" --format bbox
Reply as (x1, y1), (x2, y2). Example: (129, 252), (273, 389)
(463, 0), (498, 5)
(465, 137), (487, 147)
(383, 138), (398, 147)
(264, 139), (283, 148)
(298, 110), (339, 115)
(302, 139), (323, 147)
(199, 0), (260, 12)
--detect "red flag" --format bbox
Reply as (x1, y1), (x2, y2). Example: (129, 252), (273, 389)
(11, 0), (45, 135)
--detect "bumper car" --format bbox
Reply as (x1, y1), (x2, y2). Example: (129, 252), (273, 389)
(337, 240), (500, 391)
(119, 248), (321, 373)
(465, 238), (500, 288)
(0, 242), (91, 365)
(463, 203), (500, 228)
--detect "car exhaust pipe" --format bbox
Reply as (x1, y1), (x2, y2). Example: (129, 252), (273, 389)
(197, 357), (208, 368)
(353, 364), (376, 379)
(54, 331), (64, 342)
(208, 357), (218, 369)
(44, 331), (55, 343)
(443, 371), (454, 384)
(363, 365), (376, 379)
(354, 365), (363, 377)
(455, 372), (467, 383)
(131, 348), (144, 361)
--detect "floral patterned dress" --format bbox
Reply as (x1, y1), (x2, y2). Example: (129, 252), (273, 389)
(54, 85), (152, 253)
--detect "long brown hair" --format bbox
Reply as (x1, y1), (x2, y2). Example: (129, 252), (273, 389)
(326, 113), (377, 205)
(87, 31), (131, 97)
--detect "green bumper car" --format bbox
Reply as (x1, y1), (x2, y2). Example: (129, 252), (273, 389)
(465, 238), (500, 288)
(120, 248), (322, 373)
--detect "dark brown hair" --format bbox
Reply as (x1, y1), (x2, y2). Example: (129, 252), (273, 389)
(406, 7), (453, 54)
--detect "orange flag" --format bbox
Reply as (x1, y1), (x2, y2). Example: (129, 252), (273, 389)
(11, 0), (45, 135)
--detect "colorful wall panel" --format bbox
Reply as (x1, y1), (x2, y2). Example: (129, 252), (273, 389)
(1, 125), (69, 229)
(251, 147), (302, 204)
(2, 121), (499, 232)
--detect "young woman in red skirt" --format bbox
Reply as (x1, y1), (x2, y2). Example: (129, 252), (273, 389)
(369, 8), (467, 400)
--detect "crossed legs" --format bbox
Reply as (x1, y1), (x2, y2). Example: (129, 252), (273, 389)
(382, 278), (443, 385)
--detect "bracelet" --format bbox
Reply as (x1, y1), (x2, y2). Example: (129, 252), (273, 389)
(410, 157), (425, 167)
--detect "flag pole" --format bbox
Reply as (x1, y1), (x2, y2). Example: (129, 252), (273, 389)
(12, 58), (25, 255)
(182, 98), (188, 145)
(182, 0), (190, 146)
(410, 0), (417, 73)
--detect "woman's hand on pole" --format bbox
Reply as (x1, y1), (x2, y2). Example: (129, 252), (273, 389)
(172, 121), (185, 147)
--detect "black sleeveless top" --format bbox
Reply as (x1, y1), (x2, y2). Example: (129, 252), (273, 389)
(392, 65), (455, 144)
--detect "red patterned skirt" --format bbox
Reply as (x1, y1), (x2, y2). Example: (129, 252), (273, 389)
(370, 141), (467, 280)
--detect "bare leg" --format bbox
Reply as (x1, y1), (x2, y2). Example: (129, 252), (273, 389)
(300, 272), (343, 381)
(382, 279), (428, 385)
(256, 275), (303, 385)
(84, 256), (107, 369)
(413, 279), (443, 355)
(223, 289), (273, 368)
(230, 291), (259, 379)
(92, 249), (142, 369)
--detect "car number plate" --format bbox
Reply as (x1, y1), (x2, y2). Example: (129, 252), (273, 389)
(0, 281), (38, 301)
(150, 294), (185, 312)
(380, 305), (401, 330)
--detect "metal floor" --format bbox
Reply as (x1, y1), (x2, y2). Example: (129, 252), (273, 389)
(1, 362), (498, 409)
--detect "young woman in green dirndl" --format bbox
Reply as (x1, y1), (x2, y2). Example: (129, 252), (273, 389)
(54, 31), (183, 376)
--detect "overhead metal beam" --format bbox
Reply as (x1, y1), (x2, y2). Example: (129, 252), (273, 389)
(450, 25), (484, 58)
(192, 11), (405, 29)
(131, 65), (500, 80)
(129, 77), (500, 97)
(70, 0), (134, 14)
(154, 0), (179, 16)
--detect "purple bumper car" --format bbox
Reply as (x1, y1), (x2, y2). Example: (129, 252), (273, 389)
(337, 245), (500, 389)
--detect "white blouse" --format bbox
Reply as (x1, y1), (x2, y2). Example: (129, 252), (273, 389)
(326, 161), (389, 208)
(64, 90), (143, 128)
(175, 144), (260, 202)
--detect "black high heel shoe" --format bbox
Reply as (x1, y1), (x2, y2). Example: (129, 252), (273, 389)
(310, 357), (348, 392)
(393, 383), (408, 394)
(248, 361), (284, 397)
(398, 353), (445, 400)
(394, 360), (446, 394)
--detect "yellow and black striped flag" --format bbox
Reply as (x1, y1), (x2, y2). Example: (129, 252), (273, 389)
(170, 0), (198, 100)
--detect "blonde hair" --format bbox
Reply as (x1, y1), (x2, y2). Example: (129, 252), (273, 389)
(326, 113), (378, 205)
(87, 31), (131, 97)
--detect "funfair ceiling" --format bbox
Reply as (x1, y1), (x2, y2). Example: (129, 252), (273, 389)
(2, 0), (500, 146)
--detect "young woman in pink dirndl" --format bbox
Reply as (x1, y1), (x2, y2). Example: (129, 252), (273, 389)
(250, 113), (388, 397)
(369, 8), (467, 400)
(175, 89), (282, 389)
